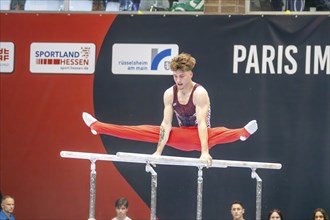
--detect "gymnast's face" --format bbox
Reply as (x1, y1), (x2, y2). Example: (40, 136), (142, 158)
(173, 70), (193, 90)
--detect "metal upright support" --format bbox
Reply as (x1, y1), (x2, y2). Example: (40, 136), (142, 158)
(88, 159), (97, 220)
(251, 168), (262, 220)
(61, 151), (282, 220)
(146, 163), (157, 220)
(196, 166), (203, 220)
(62, 0), (70, 11)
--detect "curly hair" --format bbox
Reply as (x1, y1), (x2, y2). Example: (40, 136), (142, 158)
(170, 53), (196, 72)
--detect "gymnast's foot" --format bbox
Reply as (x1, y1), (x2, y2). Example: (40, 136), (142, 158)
(82, 112), (98, 135)
(240, 120), (258, 141)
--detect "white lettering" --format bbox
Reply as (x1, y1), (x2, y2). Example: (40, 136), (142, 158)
(233, 45), (246, 74)
(246, 45), (260, 74)
(232, 45), (298, 75)
(284, 46), (297, 75)
(305, 45), (311, 74)
(314, 45), (330, 75)
(262, 45), (276, 74)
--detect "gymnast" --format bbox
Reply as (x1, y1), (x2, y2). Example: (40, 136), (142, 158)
(83, 53), (258, 167)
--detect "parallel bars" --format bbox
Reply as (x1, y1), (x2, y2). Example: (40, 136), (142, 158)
(60, 151), (282, 220)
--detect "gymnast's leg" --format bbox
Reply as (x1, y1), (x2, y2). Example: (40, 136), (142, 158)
(82, 112), (258, 151)
(83, 112), (199, 150)
(82, 112), (160, 143)
(208, 120), (258, 149)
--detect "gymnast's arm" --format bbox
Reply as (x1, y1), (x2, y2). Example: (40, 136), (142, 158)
(194, 86), (212, 167)
(153, 88), (173, 156)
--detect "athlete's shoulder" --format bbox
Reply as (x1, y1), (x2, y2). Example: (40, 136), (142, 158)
(164, 86), (174, 95)
(194, 84), (208, 95)
(163, 86), (174, 104)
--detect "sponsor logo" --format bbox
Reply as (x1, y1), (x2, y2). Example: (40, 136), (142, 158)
(30, 43), (95, 74)
(0, 42), (15, 73)
(112, 44), (179, 75)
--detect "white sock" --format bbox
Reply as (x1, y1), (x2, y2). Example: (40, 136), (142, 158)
(82, 112), (98, 135)
(240, 120), (258, 141)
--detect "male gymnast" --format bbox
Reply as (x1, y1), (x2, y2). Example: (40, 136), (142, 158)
(83, 53), (258, 167)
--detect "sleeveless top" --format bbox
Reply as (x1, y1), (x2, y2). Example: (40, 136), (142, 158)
(172, 84), (211, 128)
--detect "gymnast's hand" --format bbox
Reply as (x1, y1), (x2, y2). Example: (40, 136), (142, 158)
(200, 152), (212, 167)
(152, 151), (162, 156)
(151, 151), (162, 167)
